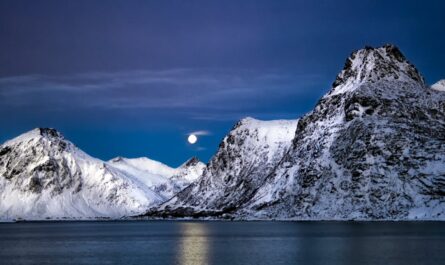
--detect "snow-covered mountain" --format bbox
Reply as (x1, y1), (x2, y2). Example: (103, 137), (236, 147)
(147, 44), (445, 220)
(170, 157), (206, 188)
(0, 128), (203, 220)
(152, 117), (297, 217)
(240, 44), (445, 220)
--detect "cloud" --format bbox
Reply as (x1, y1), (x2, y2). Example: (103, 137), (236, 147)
(0, 68), (329, 121)
(188, 130), (211, 136)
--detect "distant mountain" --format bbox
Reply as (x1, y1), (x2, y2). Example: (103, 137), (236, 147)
(147, 44), (445, 220)
(0, 128), (203, 220)
(109, 156), (204, 200)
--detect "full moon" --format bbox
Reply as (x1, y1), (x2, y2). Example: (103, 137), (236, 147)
(188, 134), (198, 144)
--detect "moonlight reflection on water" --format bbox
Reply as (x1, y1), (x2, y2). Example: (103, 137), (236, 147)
(178, 222), (210, 265)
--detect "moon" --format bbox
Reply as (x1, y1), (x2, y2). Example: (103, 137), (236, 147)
(188, 134), (198, 144)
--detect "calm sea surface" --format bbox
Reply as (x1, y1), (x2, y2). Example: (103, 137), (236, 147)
(0, 221), (444, 265)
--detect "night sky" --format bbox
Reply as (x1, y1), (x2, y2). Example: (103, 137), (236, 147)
(1, 0), (444, 166)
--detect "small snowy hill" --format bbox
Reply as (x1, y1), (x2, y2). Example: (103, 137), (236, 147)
(108, 156), (205, 200)
(0, 128), (203, 220)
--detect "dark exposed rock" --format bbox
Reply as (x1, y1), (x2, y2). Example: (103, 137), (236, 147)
(39, 128), (61, 138)
(184, 157), (200, 167)
(0, 146), (11, 156)
(29, 177), (42, 193)
(34, 159), (59, 172)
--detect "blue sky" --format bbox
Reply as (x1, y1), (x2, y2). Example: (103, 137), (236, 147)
(1, 0), (444, 166)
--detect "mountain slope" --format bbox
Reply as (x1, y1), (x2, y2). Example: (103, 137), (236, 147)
(153, 117), (297, 217)
(0, 128), (203, 220)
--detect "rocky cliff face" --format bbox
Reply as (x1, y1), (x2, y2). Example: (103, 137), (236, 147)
(155, 118), (297, 217)
(148, 44), (445, 220)
(240, 45), (445, 220)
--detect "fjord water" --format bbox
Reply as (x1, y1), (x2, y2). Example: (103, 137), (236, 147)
(0, 221), (444, 265)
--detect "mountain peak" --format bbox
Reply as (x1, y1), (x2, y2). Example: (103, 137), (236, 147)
(431, 79), (445, 91)
(2, 127), (65, 148)
(328, 44), (425, 96)
(38, 128), (63, 139)
(182, 157), (201, 167)
(110, 156), (124, 163)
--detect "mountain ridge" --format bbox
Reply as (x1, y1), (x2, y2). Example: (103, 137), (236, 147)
(2, 44), (445, 221)
(144, 44), (445, 220)
(0, 128), (203, 220)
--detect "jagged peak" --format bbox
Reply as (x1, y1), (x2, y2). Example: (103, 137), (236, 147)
(431, 79), (445, 92)
(235, 116), (257, 126)
(2, 127), (65, 147)
(327, 44), (425, 97)
(26, 127), (63, 140)
(234, 117), (297, 129)
(181, 157), (201, 167)
(110, 156), (125, 163)
(38, 128), (63, 139)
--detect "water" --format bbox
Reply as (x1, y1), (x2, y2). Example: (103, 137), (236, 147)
(0, 221), (444, 265)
